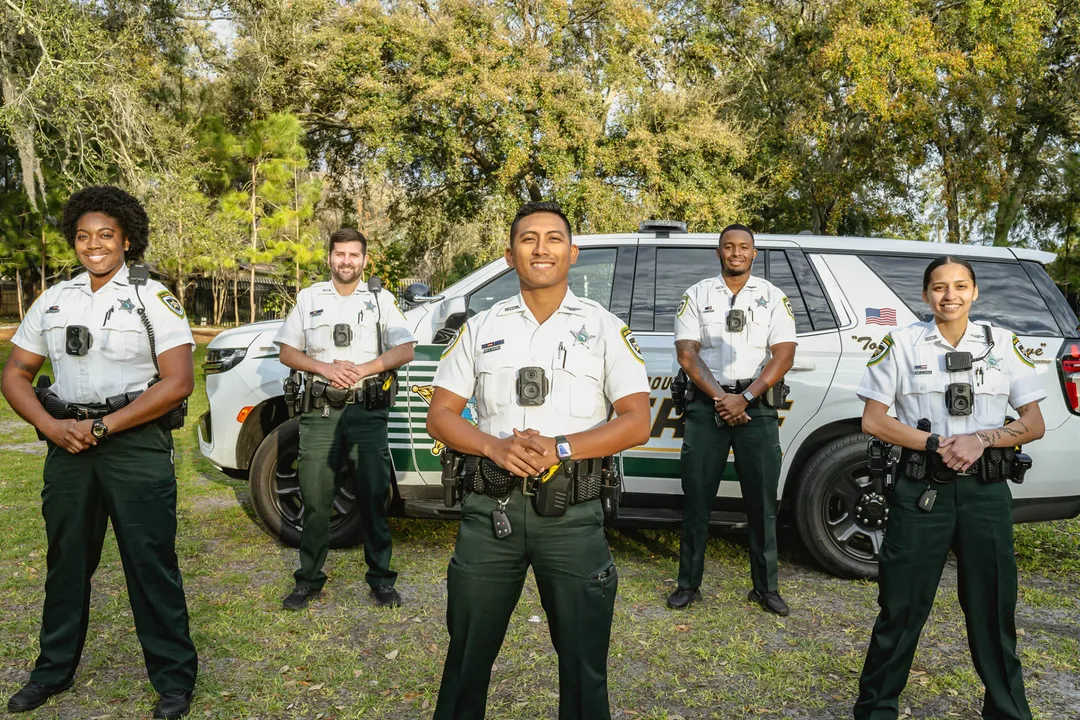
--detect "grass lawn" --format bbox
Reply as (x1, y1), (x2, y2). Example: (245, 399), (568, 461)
(0, 341), (1077, 719)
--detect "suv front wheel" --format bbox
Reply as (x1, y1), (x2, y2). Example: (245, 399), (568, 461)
(248, 418), (366, 549)
(795, 433), (888, 579)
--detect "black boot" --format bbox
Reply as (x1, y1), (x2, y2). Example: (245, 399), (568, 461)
(666, 587), (702, 609)
(7, 679), (74, 713)
(282, 585), (322, 611)
(748, 589), (790, 616)
(370, 585), (402, 608)
(153, 690), (193, 719)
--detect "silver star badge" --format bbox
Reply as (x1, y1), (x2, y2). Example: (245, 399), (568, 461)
(571, 325), (594, 348)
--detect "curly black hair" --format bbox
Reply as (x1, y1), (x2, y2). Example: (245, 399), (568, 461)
(61, 186), (150, 262)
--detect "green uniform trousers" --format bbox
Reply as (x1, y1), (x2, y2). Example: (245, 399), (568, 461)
(31, 422), (197, 693)
(854, 474), (1031, 720)
(677, 395), (782, 592)
(434, 489), (618, 720)
(295, 403), (396, 591)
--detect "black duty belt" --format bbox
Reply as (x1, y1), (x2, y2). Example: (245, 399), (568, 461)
(462, 456), (611, 504)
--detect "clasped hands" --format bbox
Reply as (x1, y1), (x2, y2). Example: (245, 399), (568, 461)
(42, 418), (98, 454)
(934, 433), (985, 473)
(713, 393), (752, 427)
(320, 359), (374, 389)
(489, 428), (558, 478)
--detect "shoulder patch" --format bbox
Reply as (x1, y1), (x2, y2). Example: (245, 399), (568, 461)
(620, 326), (645, 364)
(867, 334), (894, 366)
(677, 294), (690, 318)
(1012, 335), (1035, 368)
(156, 290), (185, 318)
(782, 296), (794, 319)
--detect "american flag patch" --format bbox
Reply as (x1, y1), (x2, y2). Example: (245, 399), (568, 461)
(866, 307), (897, 326)
(914, 364), (927, 371)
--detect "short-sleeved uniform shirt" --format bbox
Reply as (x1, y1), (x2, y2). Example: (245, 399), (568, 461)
(11, 264), (195, 404)
(857, 320), (1046, 436)
(674, 274), (798, 384)
(273, 281), (416, 383)
(433, 289), (651, 439)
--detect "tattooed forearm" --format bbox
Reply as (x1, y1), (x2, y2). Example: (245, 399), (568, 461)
(975, 418), (1036, 449)
(12, 358), (35, 374)
(674, 340), (722, 396)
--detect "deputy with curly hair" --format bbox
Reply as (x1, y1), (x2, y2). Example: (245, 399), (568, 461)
(1, 186), (198, 719)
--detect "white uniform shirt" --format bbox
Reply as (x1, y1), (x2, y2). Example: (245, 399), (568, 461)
(11, 264), (195, 404)
(433, 289), (650, 439)
(857, 320), (1046, 437)
(273, 281), (416, 382)
(674, 274), (798, 384)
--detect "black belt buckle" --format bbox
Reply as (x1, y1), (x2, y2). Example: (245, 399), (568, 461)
(71, 406), (90, 421)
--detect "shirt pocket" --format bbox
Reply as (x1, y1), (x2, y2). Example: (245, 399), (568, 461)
(41, 310), (71, 359)
(476, 352), (517, 417)
(98, 323), (144, 363)
(974, 373), (1010, 425)
(747, 309), (770, 350)
(303, 319), (333, 354)
(554, 347), (605, 419)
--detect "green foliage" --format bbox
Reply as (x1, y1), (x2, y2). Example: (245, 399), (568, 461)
(2, 0), (1080, 317)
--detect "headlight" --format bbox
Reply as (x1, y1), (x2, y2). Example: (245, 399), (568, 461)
(203, 348), (247, 374)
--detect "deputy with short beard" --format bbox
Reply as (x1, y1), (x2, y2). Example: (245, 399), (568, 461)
(274, 228), (416, 611)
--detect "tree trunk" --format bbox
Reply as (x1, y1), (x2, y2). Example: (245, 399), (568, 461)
(249, 162), (258, 324)
(40, 218), (47, 291)
(993, 124), (1052, 246)
(233, 271), (240, 327)
(15, 269), (24, 320)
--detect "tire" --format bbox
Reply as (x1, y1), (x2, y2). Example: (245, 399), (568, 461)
(794, 433), (888, 579)
(247, 418), (365, 549)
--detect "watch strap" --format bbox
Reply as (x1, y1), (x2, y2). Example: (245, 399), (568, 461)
(554, 434), (572, 461)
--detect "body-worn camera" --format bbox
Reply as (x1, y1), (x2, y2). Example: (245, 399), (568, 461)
(945, 351), (973, 372)
(946, 382), (973, 415)
(516, 366), (549, 406)
(332, 323), (352, 347)
(65, 326), (93, 356)
(726, 309), (746, 332)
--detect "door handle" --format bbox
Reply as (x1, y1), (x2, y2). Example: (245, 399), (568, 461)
(790, 363), (816, 372)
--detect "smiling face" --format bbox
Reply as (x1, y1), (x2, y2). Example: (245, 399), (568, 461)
(74, 212), (129, 281)
(506, 211), (578, 291)
(923, 261), (978, 324)
(718, 229), (756, 276)
(328, 240), (367, 285)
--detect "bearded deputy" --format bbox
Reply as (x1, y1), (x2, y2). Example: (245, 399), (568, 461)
(667, 223), (797, 615)
(1, 186), (198, 719)
(853, 256), (1045, 720)
(427, 201), (651, 719)
(274, 228), (416, 611)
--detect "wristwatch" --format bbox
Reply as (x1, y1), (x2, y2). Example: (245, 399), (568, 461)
(554, 435), (573, 461)
(741, 389), (756, 404)
(91, 419), (110, 440)
(925, 433), (940, 453)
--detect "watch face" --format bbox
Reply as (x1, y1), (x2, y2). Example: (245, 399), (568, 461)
(556, 442), (572, 459)
(92, 424), (105, 438)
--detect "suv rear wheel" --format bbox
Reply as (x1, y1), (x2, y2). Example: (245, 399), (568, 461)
(248, 418), (365, 548)
(795, 433), (886, 579)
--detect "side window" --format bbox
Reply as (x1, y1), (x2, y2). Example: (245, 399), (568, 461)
(766, 251), (813, 334)
(651, 247), (723, 332)
(859, 255), (1062, 336)
(466, 247), (620, 317)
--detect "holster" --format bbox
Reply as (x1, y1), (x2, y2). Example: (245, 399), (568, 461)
(762, 379), (790, 409)
(362, 371), (398, 409)
(283, 370), (302, 417)
(671, 370), (690, 415)
(867, 437), (895, 497)
(440, 449), (464, 508)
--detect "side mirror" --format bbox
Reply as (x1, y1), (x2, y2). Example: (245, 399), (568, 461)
(431, 295), (468, 344)
(404, 282), (443, 306)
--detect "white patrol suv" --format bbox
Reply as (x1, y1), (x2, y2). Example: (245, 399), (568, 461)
(198, 223), (1080, 578)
